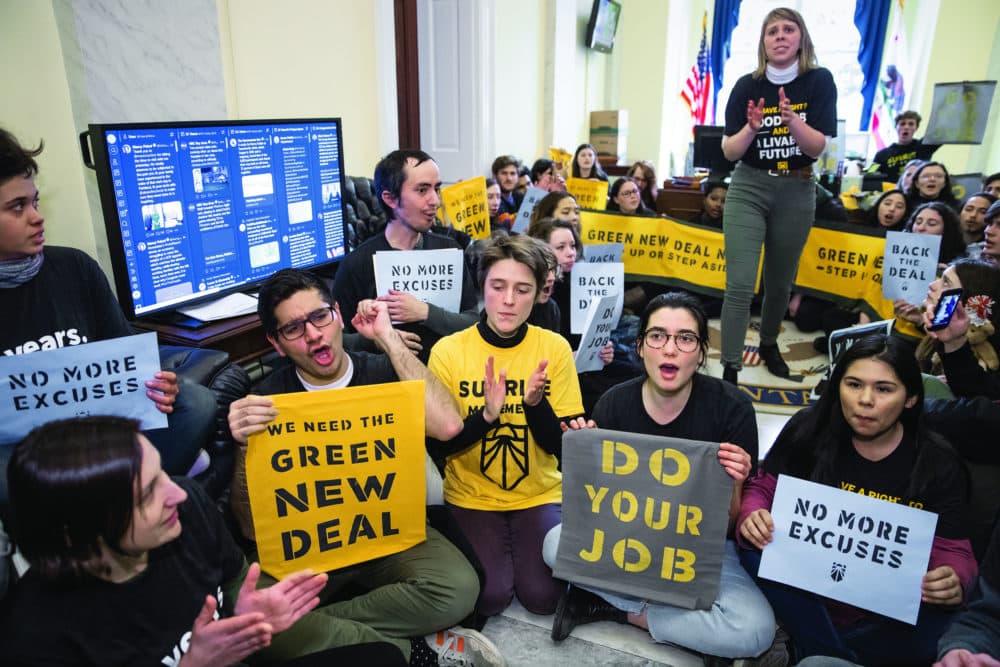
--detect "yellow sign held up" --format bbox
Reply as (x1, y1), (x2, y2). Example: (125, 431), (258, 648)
(566, 178), (609, 211)
(441, 176), (490, 240)
(246, 381), (427, 578)
(580, 211), (922, 340)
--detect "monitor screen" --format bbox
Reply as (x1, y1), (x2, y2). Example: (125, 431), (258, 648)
(693, 125), (736, 177)
(87, 118), (347, 320)
(586, 0), (622, 53)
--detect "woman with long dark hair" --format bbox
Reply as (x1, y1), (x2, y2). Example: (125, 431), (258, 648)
(905, 161), (960, 212)
(737, 334), (975, 664)
(571, 143), (608, 182)
(542, 293), (776, 661)
(719, 7), (838, 384)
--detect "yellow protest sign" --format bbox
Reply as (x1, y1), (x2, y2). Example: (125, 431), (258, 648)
(580, 212), (924, 340)
(794, 225), (922, 339)
(246, 381), (427, 578)
(566, 178), (609, 211)
(580, 210), (757, 294)
(441, 176), (489, 239)
(549, 146), (572, 174)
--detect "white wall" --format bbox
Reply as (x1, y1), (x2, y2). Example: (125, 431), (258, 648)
(1, 2), (97, 259)
(218, 0), (392, 179)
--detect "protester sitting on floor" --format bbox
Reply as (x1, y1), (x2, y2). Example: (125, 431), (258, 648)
(863, 189), (909, 233)
(227, 268), (504, 667)
(515, 165), (531, 197)
(892, 204), (972, 329)
(427, 234), (584, 619)
(959, 192), (998, 257)
(0, 416), (413, 667)
(627, 160), (659, 212)
(529, 190), (581, 231)
(984, 201), (1000, 266)
(490, 155), (523, 216)
(530, 158), (566, 193)
(982, 172), (1000, 198)
(542, 292), (778, 662)
(570, 143), (608, 182)
(332, 149), (478, 363)
(607, 176), (655, 216)
(897, 159), (926, 193)
(689, 180), (727, 229)
(738, 334), (976, 664)
(922, 257), (1000, 400)
(905, 161), (960, 212)
(527, 239), (562, 334)
(0, 127), (216, 499)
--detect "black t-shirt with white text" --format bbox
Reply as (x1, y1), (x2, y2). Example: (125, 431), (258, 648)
(725, 68), (838, 172)
(0, 479), (245, 666)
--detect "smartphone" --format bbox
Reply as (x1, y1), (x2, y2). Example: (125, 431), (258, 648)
(927, 287), (963, 331)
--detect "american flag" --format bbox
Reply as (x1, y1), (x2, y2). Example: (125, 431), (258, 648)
(681, 12), (713, 127)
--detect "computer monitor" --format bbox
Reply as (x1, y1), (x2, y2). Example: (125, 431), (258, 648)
(585, 0), (622, 53)
(84, 118), (348, 322)
(692, 125), (736, 177)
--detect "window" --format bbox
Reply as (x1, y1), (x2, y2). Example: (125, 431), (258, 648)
(716, 1), (866, 134)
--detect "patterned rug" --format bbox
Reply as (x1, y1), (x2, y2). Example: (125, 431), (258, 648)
(704, 318), (828, 415)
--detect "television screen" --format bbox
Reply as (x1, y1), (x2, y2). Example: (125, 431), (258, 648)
(693, 125), (736, 177)
(586, 0), (622, 53)
(85, 118), (347, 321)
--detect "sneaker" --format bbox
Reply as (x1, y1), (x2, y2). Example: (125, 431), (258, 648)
(425, 626), (507, 667)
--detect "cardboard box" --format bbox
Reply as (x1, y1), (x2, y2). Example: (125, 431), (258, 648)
(590, 110), (628, 165)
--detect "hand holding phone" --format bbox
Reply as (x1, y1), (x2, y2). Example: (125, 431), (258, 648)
(927, 287), (963, 331)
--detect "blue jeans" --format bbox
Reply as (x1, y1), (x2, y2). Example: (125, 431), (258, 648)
(543, 525), (775, 658)
(739, 547), (957, 664)
(144, 377), (217, 474)
(721, 162), (816, 368)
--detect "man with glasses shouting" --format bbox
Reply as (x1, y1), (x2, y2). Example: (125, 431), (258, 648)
(226, 268), (506, 667)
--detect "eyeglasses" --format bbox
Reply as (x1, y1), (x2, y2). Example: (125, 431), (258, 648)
(641, 328), (700, 352)
(276, 306), (337, 340)
(619, 188), (640, 196)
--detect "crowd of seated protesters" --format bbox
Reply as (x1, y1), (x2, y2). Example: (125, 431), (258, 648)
(8, 122), (1000, 667)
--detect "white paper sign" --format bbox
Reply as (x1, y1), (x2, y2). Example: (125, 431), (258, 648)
(758, 475), (937, 624)
(511, 186), (548, 234)
(582, 243), (624, 263)
(0, 332), (167, 445)
(373, 248), (464, 314)
(574, 295), (621, 373)
(881, 231), (940, 304)
(570, 262), (624, 334)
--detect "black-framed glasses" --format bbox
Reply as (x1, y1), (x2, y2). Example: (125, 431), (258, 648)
(641, 328), (700, 352)
(276, 306), (337, 340)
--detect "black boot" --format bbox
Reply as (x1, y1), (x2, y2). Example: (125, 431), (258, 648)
(723, 364), (739, 385)
(758, 343), (790, 378)
(551, 584), (626, 641)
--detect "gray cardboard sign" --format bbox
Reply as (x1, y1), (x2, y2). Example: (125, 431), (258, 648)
(554, 428), (731, 610)
(924, 81), (996, 145)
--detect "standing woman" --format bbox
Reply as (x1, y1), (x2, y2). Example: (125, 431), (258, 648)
(720, 7), (837, 383)
(428, 234), (585, 618)
(571, 143), (609, 181)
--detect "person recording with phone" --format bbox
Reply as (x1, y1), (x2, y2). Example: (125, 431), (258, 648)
(923, 258), (1000, 399)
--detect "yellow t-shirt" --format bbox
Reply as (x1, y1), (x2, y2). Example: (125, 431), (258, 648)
(429, 324), (584, 510)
